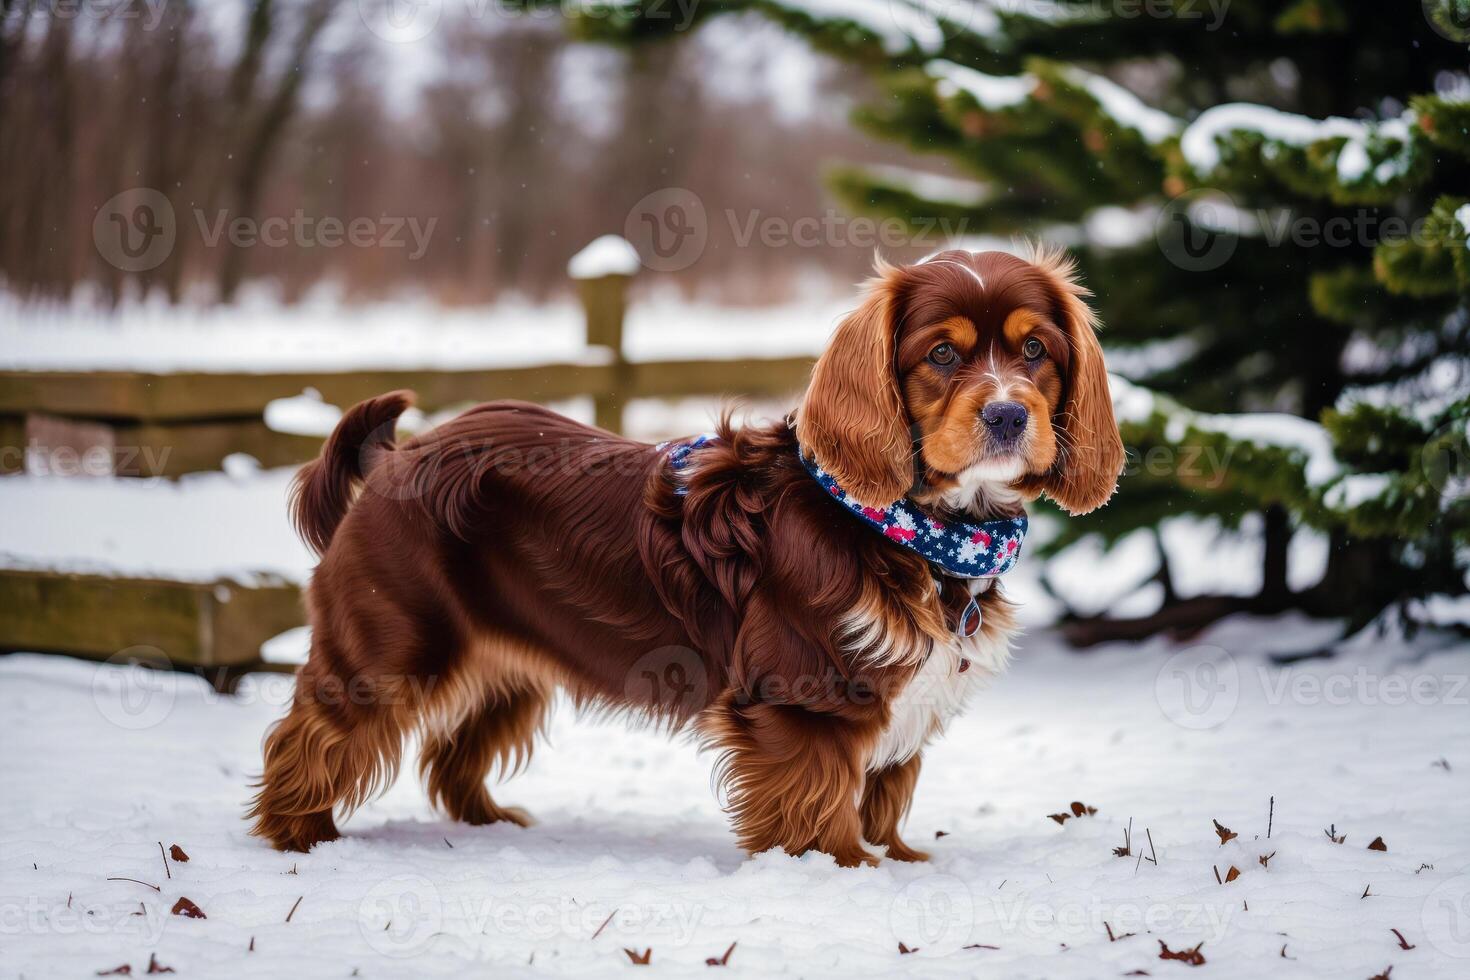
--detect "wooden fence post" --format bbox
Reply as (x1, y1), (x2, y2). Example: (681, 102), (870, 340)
(569, 235), (641, 433)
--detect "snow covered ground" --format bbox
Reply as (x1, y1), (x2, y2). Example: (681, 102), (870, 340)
(2, 616), (1467, 978)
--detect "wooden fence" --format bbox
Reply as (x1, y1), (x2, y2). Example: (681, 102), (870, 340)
(0, 266), (819, 677)
(0, 273), (814, 476)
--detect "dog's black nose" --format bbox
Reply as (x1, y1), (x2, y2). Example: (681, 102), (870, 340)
(981, 401), (1029, 447)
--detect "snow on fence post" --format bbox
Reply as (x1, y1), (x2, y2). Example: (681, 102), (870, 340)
(568, 235), (640, 433)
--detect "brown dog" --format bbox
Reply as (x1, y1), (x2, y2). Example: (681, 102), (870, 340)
(249, 246), (1123, 866)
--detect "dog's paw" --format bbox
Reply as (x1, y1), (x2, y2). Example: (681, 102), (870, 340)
(883, 840), (931, 863)
(833, 848), (881, 869)
(498, 805), (535, 828)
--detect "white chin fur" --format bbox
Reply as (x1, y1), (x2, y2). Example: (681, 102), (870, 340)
(938, 457), (1026, 515)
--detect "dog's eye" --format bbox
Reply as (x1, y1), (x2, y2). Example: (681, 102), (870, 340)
(928, 343), (958, 367)
(1022, 338), (1046, 361)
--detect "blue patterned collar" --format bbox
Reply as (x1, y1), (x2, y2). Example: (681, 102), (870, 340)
(797, 449), (1027, 582)
(660, 434), (1026, 582)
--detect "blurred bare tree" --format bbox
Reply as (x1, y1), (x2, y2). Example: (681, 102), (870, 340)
(0, 6), (945, 306)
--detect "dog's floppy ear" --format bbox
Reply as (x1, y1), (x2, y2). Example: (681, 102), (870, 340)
(796, 261), (911, 509)
(1027, 244), (1124, 515)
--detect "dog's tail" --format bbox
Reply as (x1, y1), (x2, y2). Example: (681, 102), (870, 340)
(290, 389), (415, 555)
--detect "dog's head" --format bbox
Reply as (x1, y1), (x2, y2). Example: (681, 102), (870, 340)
(796, 246), (1124, 517)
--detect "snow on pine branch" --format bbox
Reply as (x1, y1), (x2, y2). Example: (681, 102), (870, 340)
(775, 0), (952, 53)
(1057, 67), (1181, 145)
(926, 61), (1180, 145)
(779, 0), (1093, 55)
(927, 60), (1036, 109)
(1180, 103), (1417, 186)
(848, 163), (991, 207)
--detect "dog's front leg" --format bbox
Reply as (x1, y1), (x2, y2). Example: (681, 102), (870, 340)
(706, 693), (877, 867)
(861, 755), (929, 862)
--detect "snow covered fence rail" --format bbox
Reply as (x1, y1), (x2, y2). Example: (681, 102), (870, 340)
(0, 238), (816, 477)
(0, 466), (314, 680)
(0, 568), (301, 688)
(0, 357), (815, 477)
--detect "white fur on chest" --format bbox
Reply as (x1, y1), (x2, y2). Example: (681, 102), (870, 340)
(867, 585), (1015, 773)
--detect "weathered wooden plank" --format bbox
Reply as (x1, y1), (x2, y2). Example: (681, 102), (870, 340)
(578, 275), (630, 351)
(8, 414), (322, 477)
(0, 568), (303, 667)
(578, 274), (633, 432)
(120, 419), (322, 477)
(0, 362), (619, 423)
(0, 414), (28, 474)
(0, 355), (815, 424)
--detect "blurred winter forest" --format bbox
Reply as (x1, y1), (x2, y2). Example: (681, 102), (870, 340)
(0, 0), (935, 304)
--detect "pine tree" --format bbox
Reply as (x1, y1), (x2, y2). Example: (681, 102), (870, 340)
(572, 0), (1470, 637)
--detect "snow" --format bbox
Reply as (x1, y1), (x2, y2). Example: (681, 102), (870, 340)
(263, 390), (342, 437)
(1082, 204), (1159, 248)
(2, 614), (1467, 977)
(1336, 139), (1372, 182)
(856, 164), (990, 207)
(1410, 594), (1470, 629)
(1324, 473), (1393, 511)
(566, 235), (641, 280)
(0, 292), (851, 372)
(927, 61), (1036, 110)
(1109, 373), (1161, 425)
(259, 626), (312, 667)
(0, 469), (311, 586)
(1181, 103), (1414, 181)
(777, 0), (951, 54)
(1058, 67), (1182, 145)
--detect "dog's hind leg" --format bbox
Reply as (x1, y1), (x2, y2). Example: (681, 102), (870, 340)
(418, 676), (549, 828)
(248, 656), (422, 852)
(417, 636), (555, 828)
